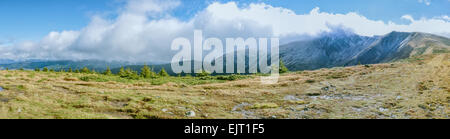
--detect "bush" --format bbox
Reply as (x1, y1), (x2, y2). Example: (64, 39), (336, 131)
(35, 68), (40, 72)
(216, 74), (248, 81)
(79, 75), (109, 82)
(43, 67), (48, 72)
(216, 75), (238, 81)
(79, 76), (95, 82)
(196, 70), (210, 77)
(119, 67), (140, 80)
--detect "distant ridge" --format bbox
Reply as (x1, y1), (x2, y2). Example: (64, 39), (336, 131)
(280, 31), (450, 70)
(1, 31), (448, 73)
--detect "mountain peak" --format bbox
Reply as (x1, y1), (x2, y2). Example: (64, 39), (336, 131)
(280, 31), (450, 71)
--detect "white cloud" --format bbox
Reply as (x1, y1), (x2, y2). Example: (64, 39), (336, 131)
(1, 1), (449, 62)
(418, 0), (431, 6)
(401, 15), (415, 22)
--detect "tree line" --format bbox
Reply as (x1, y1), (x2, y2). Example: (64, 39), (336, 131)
(32, 65), (169, 79)
(12, 59), (289, 79)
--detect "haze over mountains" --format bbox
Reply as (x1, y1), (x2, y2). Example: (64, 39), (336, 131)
(280, 31), (450, 70)
(1, 31), (449, 73)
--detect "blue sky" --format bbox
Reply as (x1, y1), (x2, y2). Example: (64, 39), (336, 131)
(0, 0), (448, 42)
(0, 0), (449, 62)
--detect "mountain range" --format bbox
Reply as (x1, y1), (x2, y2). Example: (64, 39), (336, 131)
(0, 31), (448, 73)
(280, 31), (449, 70)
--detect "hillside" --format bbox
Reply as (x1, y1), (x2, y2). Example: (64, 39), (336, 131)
(280, 31), (450, 70)
(0, 53), (448, 119)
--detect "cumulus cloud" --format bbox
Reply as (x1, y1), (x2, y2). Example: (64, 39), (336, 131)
(1, 0), (449, 63)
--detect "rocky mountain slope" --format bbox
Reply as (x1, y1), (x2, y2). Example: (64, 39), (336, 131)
(280, 31), (450, 70)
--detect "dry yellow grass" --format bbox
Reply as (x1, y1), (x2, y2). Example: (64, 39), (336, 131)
(0, 53), (448, 119)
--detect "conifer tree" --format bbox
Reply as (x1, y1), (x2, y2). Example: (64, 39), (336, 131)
(104, 67), (112, 76)
(158, 68), (169, 77)
(118, 67), (126, 77)
(125, 68), (139, 79)
(140, 65), (154, 78)
(81, 67), (90, 73)
(68, 68), (73, 72)
(279, 59), (289, 74)
(43, 67), (48, 72)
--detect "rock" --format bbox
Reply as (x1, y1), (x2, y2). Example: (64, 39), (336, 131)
(202, 114), (209, 118)
(162, 108), (168, 112)
(0, 98), (9, 102)
(232, 103), (251, 111)
(284, 95), (300, 101)
(186, 111), (196, 117)
(378, 107), (388, 112)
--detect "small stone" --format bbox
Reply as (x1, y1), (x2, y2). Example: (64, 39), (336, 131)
(162, 108), (168, 112)
(186, 111), (196, 117)
(284, 95), (299, 101)
(202, 114), (209, 118)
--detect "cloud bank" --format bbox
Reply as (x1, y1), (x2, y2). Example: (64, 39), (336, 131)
(1, 0), (449, 63)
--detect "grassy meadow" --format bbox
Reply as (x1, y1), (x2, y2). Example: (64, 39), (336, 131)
(0, 53), (448, 119)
